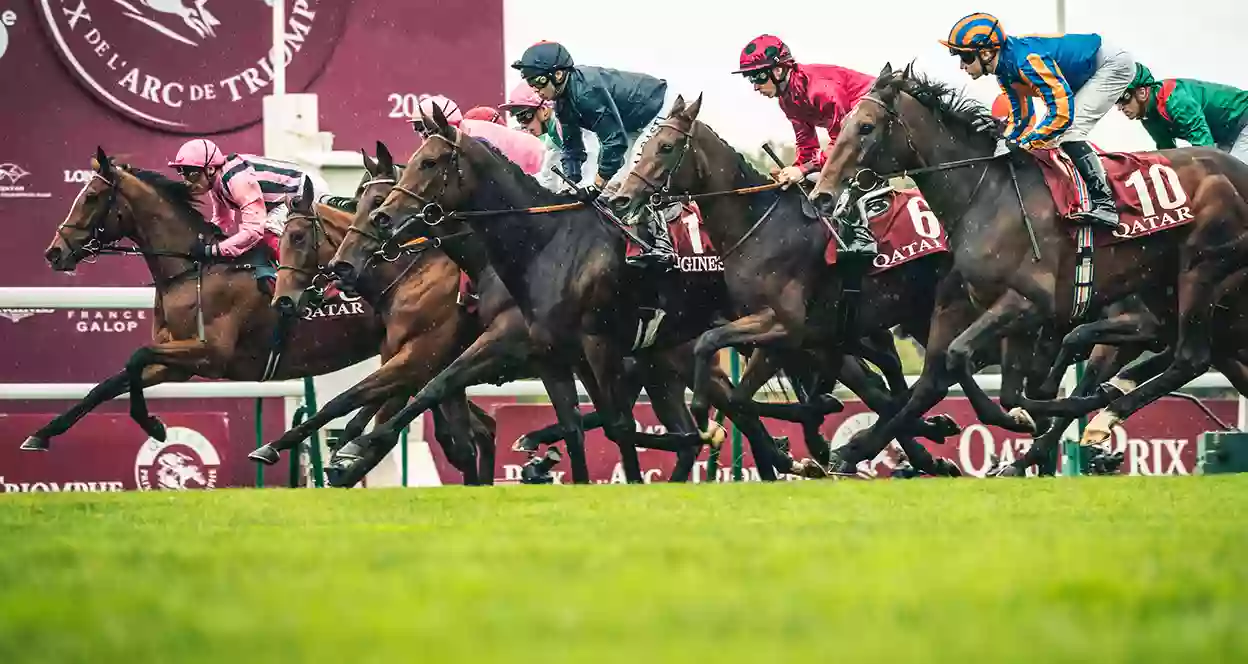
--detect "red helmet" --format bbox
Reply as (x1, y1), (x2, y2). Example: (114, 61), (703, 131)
(464, 106), (506, 125)
(732, 34), (794, 74)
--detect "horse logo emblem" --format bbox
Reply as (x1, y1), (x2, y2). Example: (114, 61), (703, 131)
(38, 0), (348, 133)
(0, 163), (31, 185)
(113, 0), (221, 46)
(135, 426), (221, 490)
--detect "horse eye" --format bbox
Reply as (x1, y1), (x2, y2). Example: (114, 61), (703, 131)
(288, 230), (306, 244)
(420, 159), (437, 170)
(859, 123), (875, 135)
(658, 143), (675, 154)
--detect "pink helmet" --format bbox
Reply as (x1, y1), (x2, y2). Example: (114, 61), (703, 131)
(416, 95), (464, 126)
(169, 138), (227, 168)
(464, 106), (506, 125)
(499, 81), (552, 111)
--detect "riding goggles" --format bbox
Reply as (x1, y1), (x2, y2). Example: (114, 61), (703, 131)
(951, 49), (977, 64)
(742, 69), (772, 84)
(525, 74), (552, 89)
(174, 166), (204, 178)
(511, 108), (539, 125)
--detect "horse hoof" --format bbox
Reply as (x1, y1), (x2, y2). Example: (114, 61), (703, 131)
(333, 441), (365, 462)
(700, 421), (727, 447)
(793, 458), (829, 479)
(19, 436), (50, 452)
(324, 463), (361, 488)
(1008, 407), (1037, 434)
(248, 445), (281, 466)
(142, 416), (167, 442)
(933, 459), (963, 477)
(512, 435), (539, 453)
(1080, 410), (1119, 446)
(925, 414), (961, 439)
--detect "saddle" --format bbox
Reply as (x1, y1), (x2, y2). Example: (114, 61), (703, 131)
(1033, 147), (1195, 247)
(825, 187), (950, 273)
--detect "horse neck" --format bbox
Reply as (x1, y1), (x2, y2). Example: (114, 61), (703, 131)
(122, 177), (202, 283)
(438, 230), (493, 282)
(683, 129), (777, 251)
(901, 111), (1003, 244)
(313, 205), (350, 266)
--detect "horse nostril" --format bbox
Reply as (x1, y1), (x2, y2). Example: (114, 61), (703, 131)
(330, 260), (355, 282)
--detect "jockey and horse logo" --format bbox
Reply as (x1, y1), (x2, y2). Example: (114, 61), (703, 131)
(134, 426), (220, 490)
(38, 0), (347, 133)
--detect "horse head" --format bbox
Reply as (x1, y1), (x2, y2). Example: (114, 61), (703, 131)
(331, 103), (478, 286)
(609, 93), (704, 219)
(808, 63), (917, 217)
(46, 147), (131, 271)
(273, 175), (328, 317)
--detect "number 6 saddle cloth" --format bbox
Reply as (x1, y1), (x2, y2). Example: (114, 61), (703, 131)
(824, 188), (951, 275)
(1033, 147), (1196, 247)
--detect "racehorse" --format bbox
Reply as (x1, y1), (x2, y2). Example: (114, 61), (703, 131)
(25, 147), (385, 456)
(609, 95), (1020, 476)
(325, 106), (811, 484)
(255, 174), (498, 484)
(809, 64), (1248, 468)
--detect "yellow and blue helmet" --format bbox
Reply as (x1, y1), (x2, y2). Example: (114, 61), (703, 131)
(940, 13), (1005, 52)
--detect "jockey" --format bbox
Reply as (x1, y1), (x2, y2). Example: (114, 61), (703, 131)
(168, 138), (329, 262)
(732, 34), (877, 259)
(1116, 63), (1248, 162)
(510, 40), (675, 269)
(499, 80), (601, 191)
(942, 12), (1137, 228)
(411, 95), (548, 177)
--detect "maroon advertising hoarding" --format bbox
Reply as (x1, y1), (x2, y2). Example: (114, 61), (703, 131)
(424, 396), (1234, 484)
(0, 1), (504, 481)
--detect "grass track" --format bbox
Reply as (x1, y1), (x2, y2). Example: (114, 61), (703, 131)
(1, 477), (1246, 663)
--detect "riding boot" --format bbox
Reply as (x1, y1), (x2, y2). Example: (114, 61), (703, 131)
(1061, 141), (1121, 229)
(626, 207), (677, 270)
(836, 213), (878, 261)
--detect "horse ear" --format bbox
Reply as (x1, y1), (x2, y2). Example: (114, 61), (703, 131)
(685, 93), (704, 121)
(296, 176), (315, 212)
(902, 59), (916, 81)
(361, 148), (379, 176)
(876, 62), (894, 85)
(669, 94), (686, 118)
(94, 146), (112, 177)
(376, 141), (394, 171)
(430, 101), (449, 130)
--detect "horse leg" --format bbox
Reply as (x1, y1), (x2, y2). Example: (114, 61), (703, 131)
(512, 358), (643, 457)
(1038, 308), (1162, 395)
(638, 356), (704, 483)
(944, 291), (1043, 433)
(1082, 265), (1225, 444)
(537, 361), (591, 484)
(123, 339), (225, 441)
(430, 395), (482, 485)
(731, 349), (844, 424)
(833, 287), (979, 471)
(255, 344), (426, 463)
(467, 400), (497, 485)
(322, 395), (407, 488)
(329, 319), (530, 480)
(689, 309), (792, 431)
(857, 328), (911, 397)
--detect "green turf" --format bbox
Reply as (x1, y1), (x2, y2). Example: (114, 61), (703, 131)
(1, 477), (1246, 663)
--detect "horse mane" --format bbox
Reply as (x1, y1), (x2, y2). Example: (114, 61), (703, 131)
(689, 119), (772, 186)
(124, 166), (211, 228)
(899, 72), (997, 146)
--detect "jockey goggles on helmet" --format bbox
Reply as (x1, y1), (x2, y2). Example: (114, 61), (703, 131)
(742, 68), (774, 84)
(510, 108), (539, 125)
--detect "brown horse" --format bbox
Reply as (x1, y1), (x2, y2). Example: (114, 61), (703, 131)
(252, 175), (497, 485)
(809, 65), (1248, 467)
(24, 147), (383, 455)
(327, 111), (855, 484)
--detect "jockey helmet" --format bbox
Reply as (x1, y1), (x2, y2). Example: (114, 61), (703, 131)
(940, 13), (1005, 53)
(732, 34), (794, 74)
(500, 81), (553, 111)
(464, 106), (506, 125)
(168, 138), (227, 169)
(414, 94), (464, 126)
(1120, 63), (1158, 100)
(511, 41), (575, 78)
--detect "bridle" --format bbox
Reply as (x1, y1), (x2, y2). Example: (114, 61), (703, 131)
(625, 119), (698, 207)
(275, 210), (336, 296)
(56, 173), (121, 263)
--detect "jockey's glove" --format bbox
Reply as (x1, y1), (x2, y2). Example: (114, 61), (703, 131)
(189, 237), (218, 262)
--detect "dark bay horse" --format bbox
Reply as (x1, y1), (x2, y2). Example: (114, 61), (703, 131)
(254, 177), (497, 485)
(809, 65), (1248, 466)
(25, 147), (384, 453)
(610, 95), (1019, 476)
(326, 106), (804, 483)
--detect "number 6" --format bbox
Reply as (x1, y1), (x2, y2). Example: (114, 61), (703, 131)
(906, 196), (940, 239)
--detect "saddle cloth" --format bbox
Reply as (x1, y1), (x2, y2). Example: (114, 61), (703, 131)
(625, 202), (723, 273)
(1033, 147), (1195, 247)
(825, 188), (950, 274)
